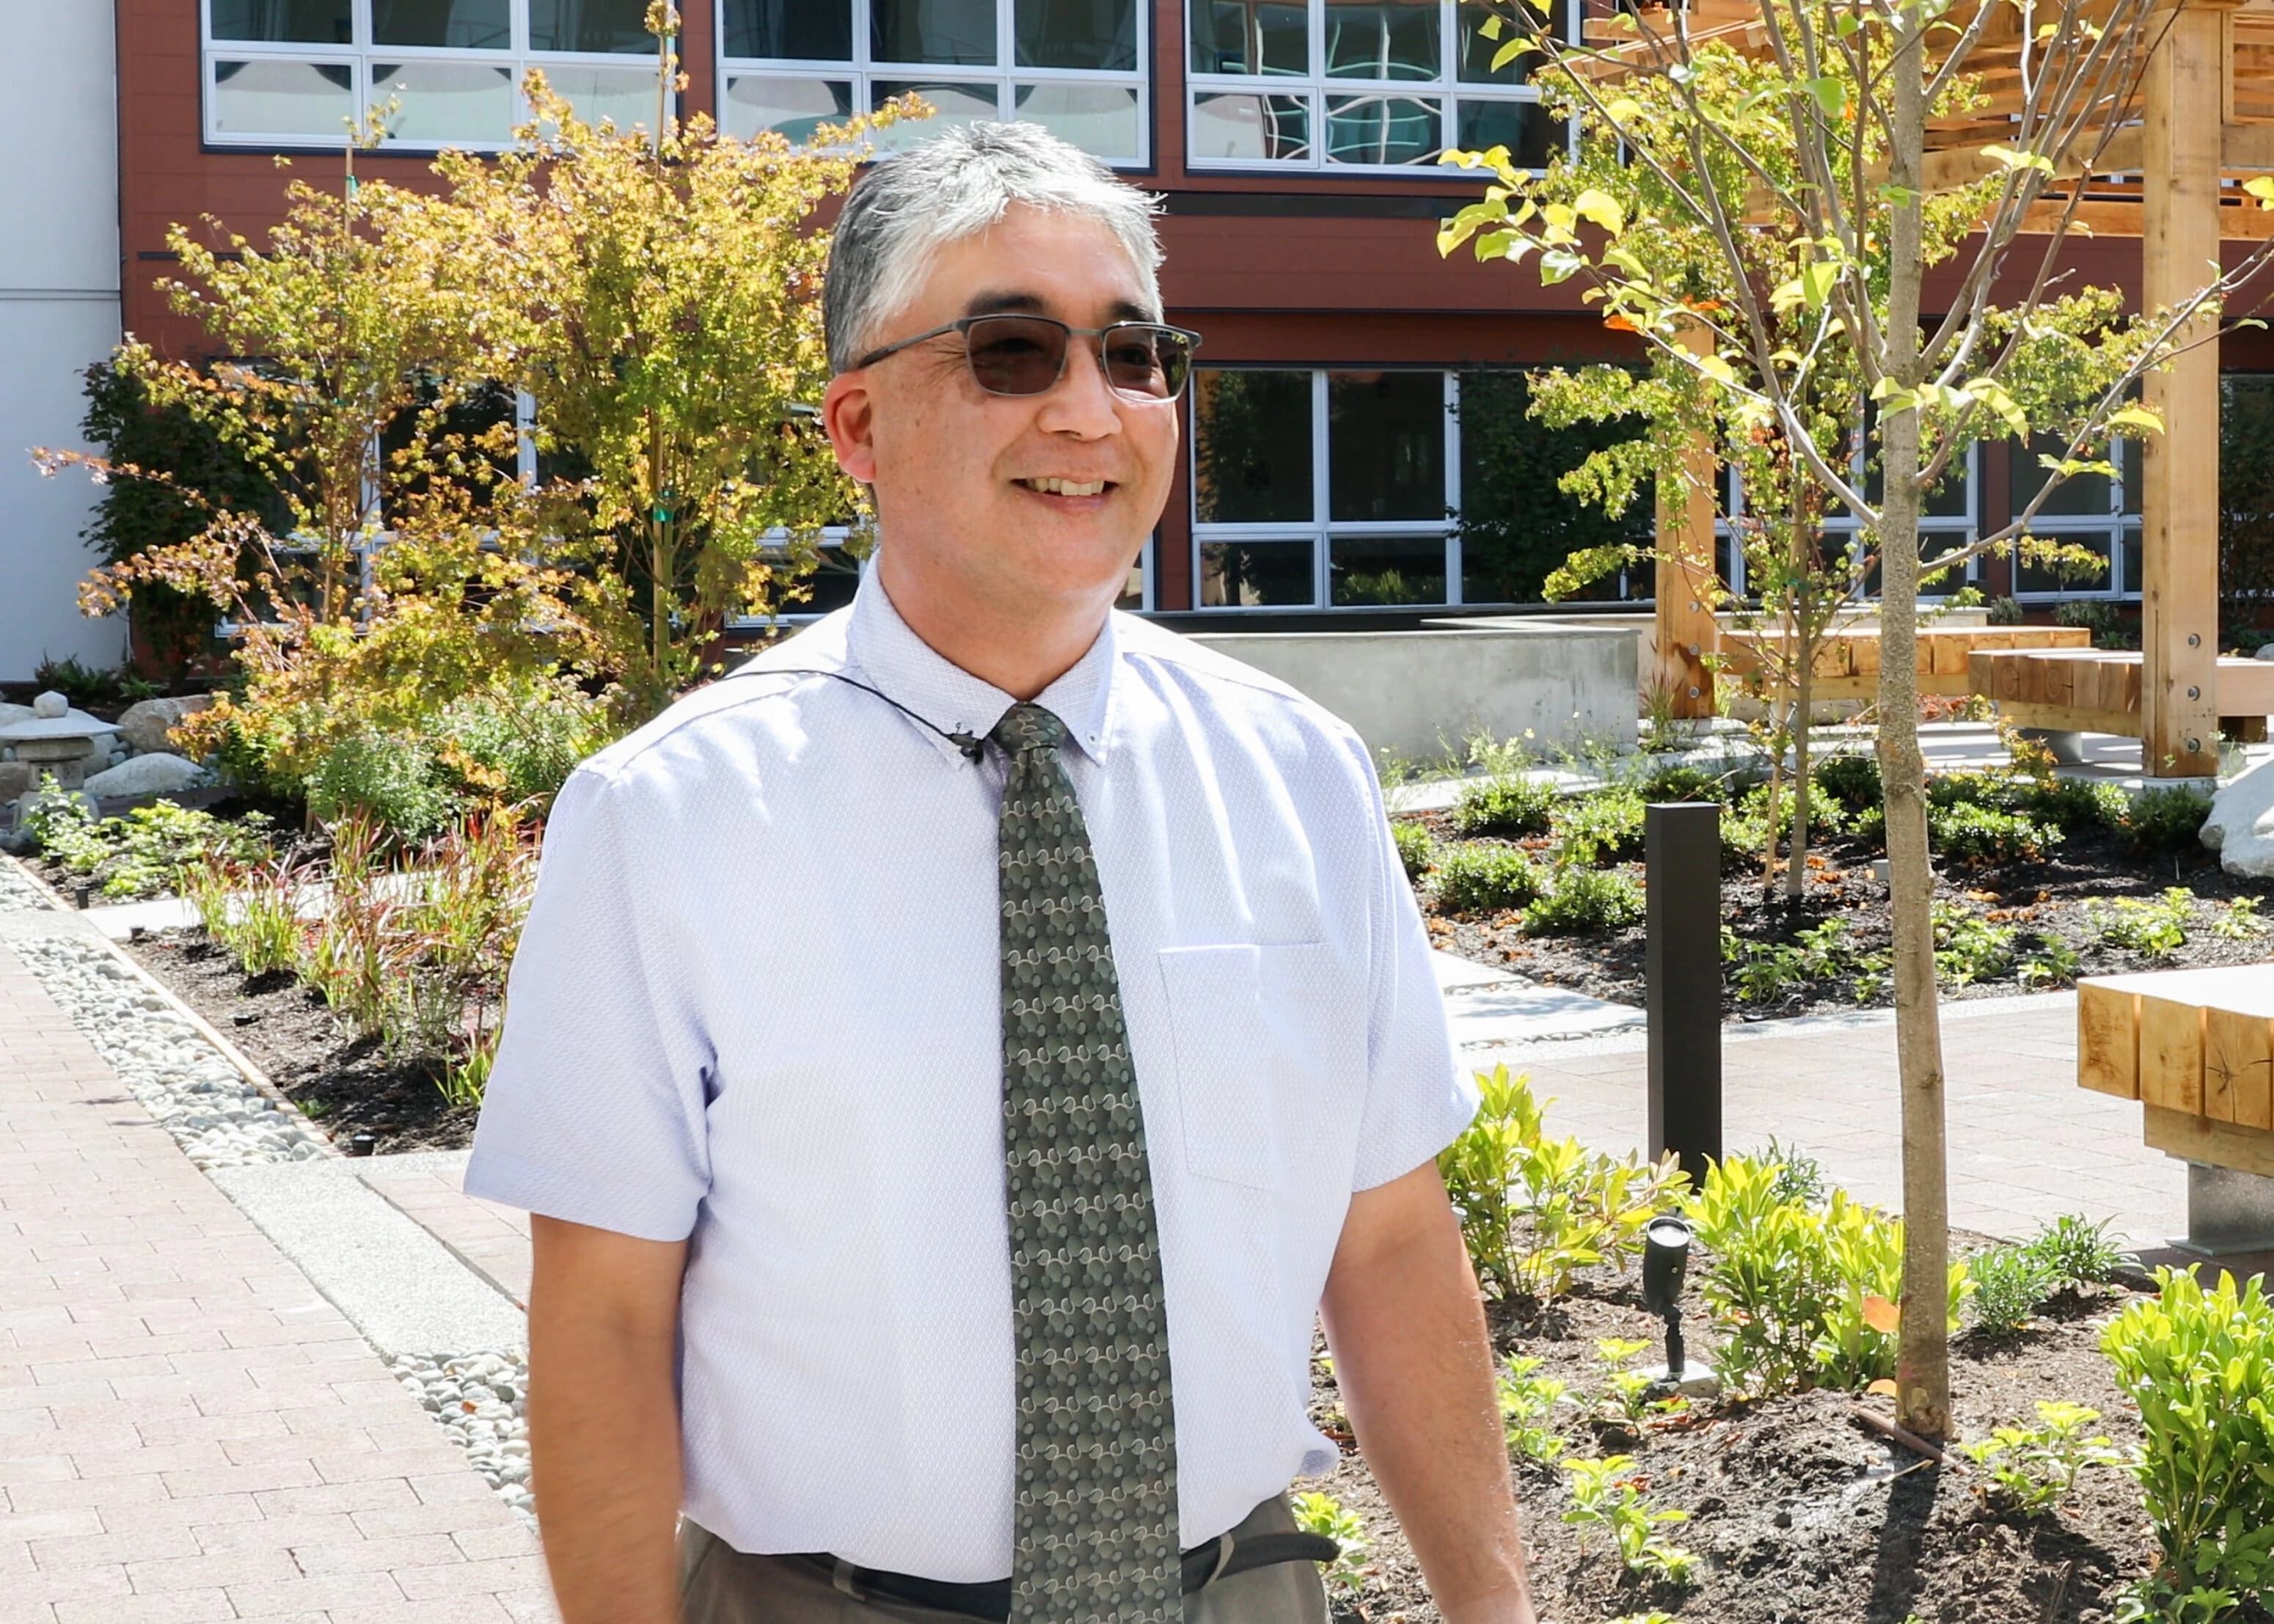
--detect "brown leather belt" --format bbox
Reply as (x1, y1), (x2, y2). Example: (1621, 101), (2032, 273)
(799, 1528), (1341, 1620)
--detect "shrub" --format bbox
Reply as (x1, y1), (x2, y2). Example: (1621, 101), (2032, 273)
(1934, 904), (2018, 986)
(1436, 1064), (1688, 1303)
(1634, 761), (1733, 803)
(1954, 1401), (2131, 1516)
(1553, 786), (1646, 866)
(2124, 785), (2213, 855)
(2023, 775), (2129, 833)
(305, 729), (458, 843)
(1449, 773), (1556, 837)
(1813, 752), (1882, 813)
(1967, 1243), (2056, 1335)
(2017, 934), (2083, 989)
(2091, 887), (2196, 959)
(1927, 769), (2026, 812)
(434, 676), (604, 811)
(1287, 1492), (1368, 1593)
(1436, 845), (1546, 914)
(2102, 1268), (2274, 1614)
(1525, 866), (1645, 934)
(32, 801), (272, 900)
(2028, 1212), (2132, 1292)
(1391, 819), (1434, 882)
(1929, 801), (2063, 863)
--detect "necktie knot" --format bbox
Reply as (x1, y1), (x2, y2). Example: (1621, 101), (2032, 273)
(992, 703), (1068, 757)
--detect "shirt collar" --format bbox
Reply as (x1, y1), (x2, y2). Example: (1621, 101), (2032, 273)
(845, 568), (1119, 766)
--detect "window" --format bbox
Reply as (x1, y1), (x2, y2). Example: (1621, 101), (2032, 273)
(2010, 434), (2142, 599)
(1193, 368), (1458, 608)
(204, 0), (668, 147)
(718, 0), (1147, 161)
(1186, 0), (1565, 172)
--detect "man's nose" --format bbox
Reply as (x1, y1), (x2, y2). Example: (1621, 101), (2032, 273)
(1036, 334), (1122, 436)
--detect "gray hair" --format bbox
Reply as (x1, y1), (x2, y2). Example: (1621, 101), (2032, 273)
(823, 122), (1164, 376)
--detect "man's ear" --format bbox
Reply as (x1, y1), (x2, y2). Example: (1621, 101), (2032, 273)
(823, 372), (879, 486)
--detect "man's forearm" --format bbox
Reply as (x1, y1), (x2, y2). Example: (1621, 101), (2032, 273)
(1320, 1168), (1536, 1624)
(528, 1218), (690, 1624)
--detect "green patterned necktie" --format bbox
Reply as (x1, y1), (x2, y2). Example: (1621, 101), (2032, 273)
(992, 701), (1181, 1624)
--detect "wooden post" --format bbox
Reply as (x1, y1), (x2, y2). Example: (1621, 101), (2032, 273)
(2141, 0), (2226, 779)
(1655, 321), (1720, 720)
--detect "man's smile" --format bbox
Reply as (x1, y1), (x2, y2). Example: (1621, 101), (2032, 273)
(1014, 476), (1114, 497)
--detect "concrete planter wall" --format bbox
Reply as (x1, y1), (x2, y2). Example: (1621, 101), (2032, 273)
(1183, 621), (1639, 762)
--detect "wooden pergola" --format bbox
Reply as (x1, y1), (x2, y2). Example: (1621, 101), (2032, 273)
(1631, 0), (2274, 776)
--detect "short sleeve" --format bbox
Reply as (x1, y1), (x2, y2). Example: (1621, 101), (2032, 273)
(1347, 750), (1480, 1191)
(462, 764), (714, 1240)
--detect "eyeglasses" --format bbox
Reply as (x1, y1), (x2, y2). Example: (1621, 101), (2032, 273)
(852, 315), (1202, 402)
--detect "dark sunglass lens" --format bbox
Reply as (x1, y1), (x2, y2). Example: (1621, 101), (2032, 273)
(1103, 327), (1190, 398)
(965, 318), (1067, 395)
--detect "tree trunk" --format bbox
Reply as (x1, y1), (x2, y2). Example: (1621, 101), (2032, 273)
(1882, 15), (1952, 1442)
(1786, 527), (1816, 903)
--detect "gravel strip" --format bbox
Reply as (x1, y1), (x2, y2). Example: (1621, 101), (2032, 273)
(390, 1349), (535, 1521)
(0, 857), (56, 912)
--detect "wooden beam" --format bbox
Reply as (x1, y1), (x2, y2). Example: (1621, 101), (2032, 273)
(1654, 320), (1719, 720)
(2142, 1), (2225, 779)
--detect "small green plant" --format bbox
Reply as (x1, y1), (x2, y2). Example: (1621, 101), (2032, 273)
(1986, 594), (2025, 625)
(1590, 1338), (1682, 1432)
(2018, 934), (2083, 989)
(1560, 1455), (1698, 1584)
(2104, 1269), (2274, 1617)
(1966, 1243), (2056, 1336)
(1434, 844), (1545, 914)
(2027, 1212), (2131, 1292)
(34, 800), (274, 900)
(1288, 1491), (1368, 1594)
(2091, 887), (2196, 959)
(1553, 786), (1647, 867)
(1449, 773), (1557, 838)
(1524, 866), (1645, 934)
(1929, 801), (2063, 864)
(2124, 786), (2214, 855)
(226, 856), (304, 978)
(1731, 940), (1805, 1005)
(1813, 751), (1882, 813)
(1391, 819), (1434, 883)
(2212, 896), (2267, 941)
(1955, 1401), (2133, 1515)
(1753, 1136), (1829, 1208)
(1499, 1355), (1571, 1466)
(1933, 904), (2018, 986)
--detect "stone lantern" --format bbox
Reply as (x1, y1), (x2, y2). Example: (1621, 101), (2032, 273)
(0, 692), (121, 792)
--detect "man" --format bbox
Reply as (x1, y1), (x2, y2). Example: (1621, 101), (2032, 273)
(464, 121), (1538, 1624)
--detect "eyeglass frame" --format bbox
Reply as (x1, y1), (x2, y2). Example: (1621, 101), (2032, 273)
(849, 314), (1205, 402)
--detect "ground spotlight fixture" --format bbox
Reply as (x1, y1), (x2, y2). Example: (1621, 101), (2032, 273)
(1641, 1215), (1694, 1377)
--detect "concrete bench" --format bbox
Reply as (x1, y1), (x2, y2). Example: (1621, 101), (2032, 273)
(1968, 647), (2274, 742)
(1717, 625), (2089, 702)
(2080, 966), (2274, 1254)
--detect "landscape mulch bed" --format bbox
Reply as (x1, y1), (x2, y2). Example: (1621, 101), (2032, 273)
(1417, 811), (2274, 1020)
(1312, 1258), (2201, 1624)
(125, 926), (475, 1153)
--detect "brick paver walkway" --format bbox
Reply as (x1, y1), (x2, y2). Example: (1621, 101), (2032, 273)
(0, 943), (557, 1624)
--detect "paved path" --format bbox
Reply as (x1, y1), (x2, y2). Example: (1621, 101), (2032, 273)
(0, 942), (556, 1624)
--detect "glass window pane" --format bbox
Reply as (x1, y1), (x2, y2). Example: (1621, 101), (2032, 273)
(1325, 93), (1440, 165)
(373, 61), (516, 143)
(1202, 540), (1316, 607)
(1189, 1), (1307, 75)
(1331, 371), (1445, 521)
(529, 0), (657, 54)
(211, 1), (352, 44)
(2119, 434), (2143, 516)
(2017, 530), (2112, 596)
(1194, 370), (1315, 524)
(211, 59), (354, 137)
(372, 0), (510, 49)
(2121, 523), (2142, 595)
(2011, 434), (2116, 518)
(1455, 367), (1652, 604)
(1016, 0), (1136, 70)
(1454, 98), (1557, 167)
(870, 81), (1001, 147)
(1117, 548), (1147, 610)
(1190, 92), (1310, 161)
(723, 0), (854, 60)
(1332, 536), (1446, 604)
(873, 0), (996, 65)
(546, 66), (659, 131)
(723, 75), (855, 141)
(1013, 83), (1140, 159)
(1458, 4), (1555, 83)
(1325, 0), (1439, 80)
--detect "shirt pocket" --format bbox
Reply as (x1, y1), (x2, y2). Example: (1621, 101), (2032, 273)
(1156, 942), (1351, 1191)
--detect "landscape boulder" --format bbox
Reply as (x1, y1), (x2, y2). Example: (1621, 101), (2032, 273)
(82, 753), (208, 798)
(2201, 757), (2274, 876)
(117, 694), (213, 757)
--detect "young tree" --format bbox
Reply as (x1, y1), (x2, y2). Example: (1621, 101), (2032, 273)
(1443, 0), (2274, 1436)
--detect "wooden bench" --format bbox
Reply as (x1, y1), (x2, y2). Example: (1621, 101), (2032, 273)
(1967, 647), (2274, 742)
(2080, 966), (2274, 1179)
(1717, 625), (2089, 702)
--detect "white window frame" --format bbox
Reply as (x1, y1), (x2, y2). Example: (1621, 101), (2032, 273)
(202, 0), (677, 151)
(2010, 438), (2143, 602)
(715, 0), (1150, 166)
(1191, 367), (1461, 611)
(1185, 0), (1570, 175)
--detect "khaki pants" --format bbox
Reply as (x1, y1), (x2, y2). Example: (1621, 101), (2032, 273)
(680, 1496), (1330, 1624)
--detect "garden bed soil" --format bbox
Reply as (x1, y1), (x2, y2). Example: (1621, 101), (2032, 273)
(1311, 1258), (2206, 1624)
(1415, 812), (2274, 1020)
(125, 926), (476, 1153)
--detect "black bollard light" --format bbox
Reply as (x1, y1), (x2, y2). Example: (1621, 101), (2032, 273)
(1640, 1215), (1694, 1379)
